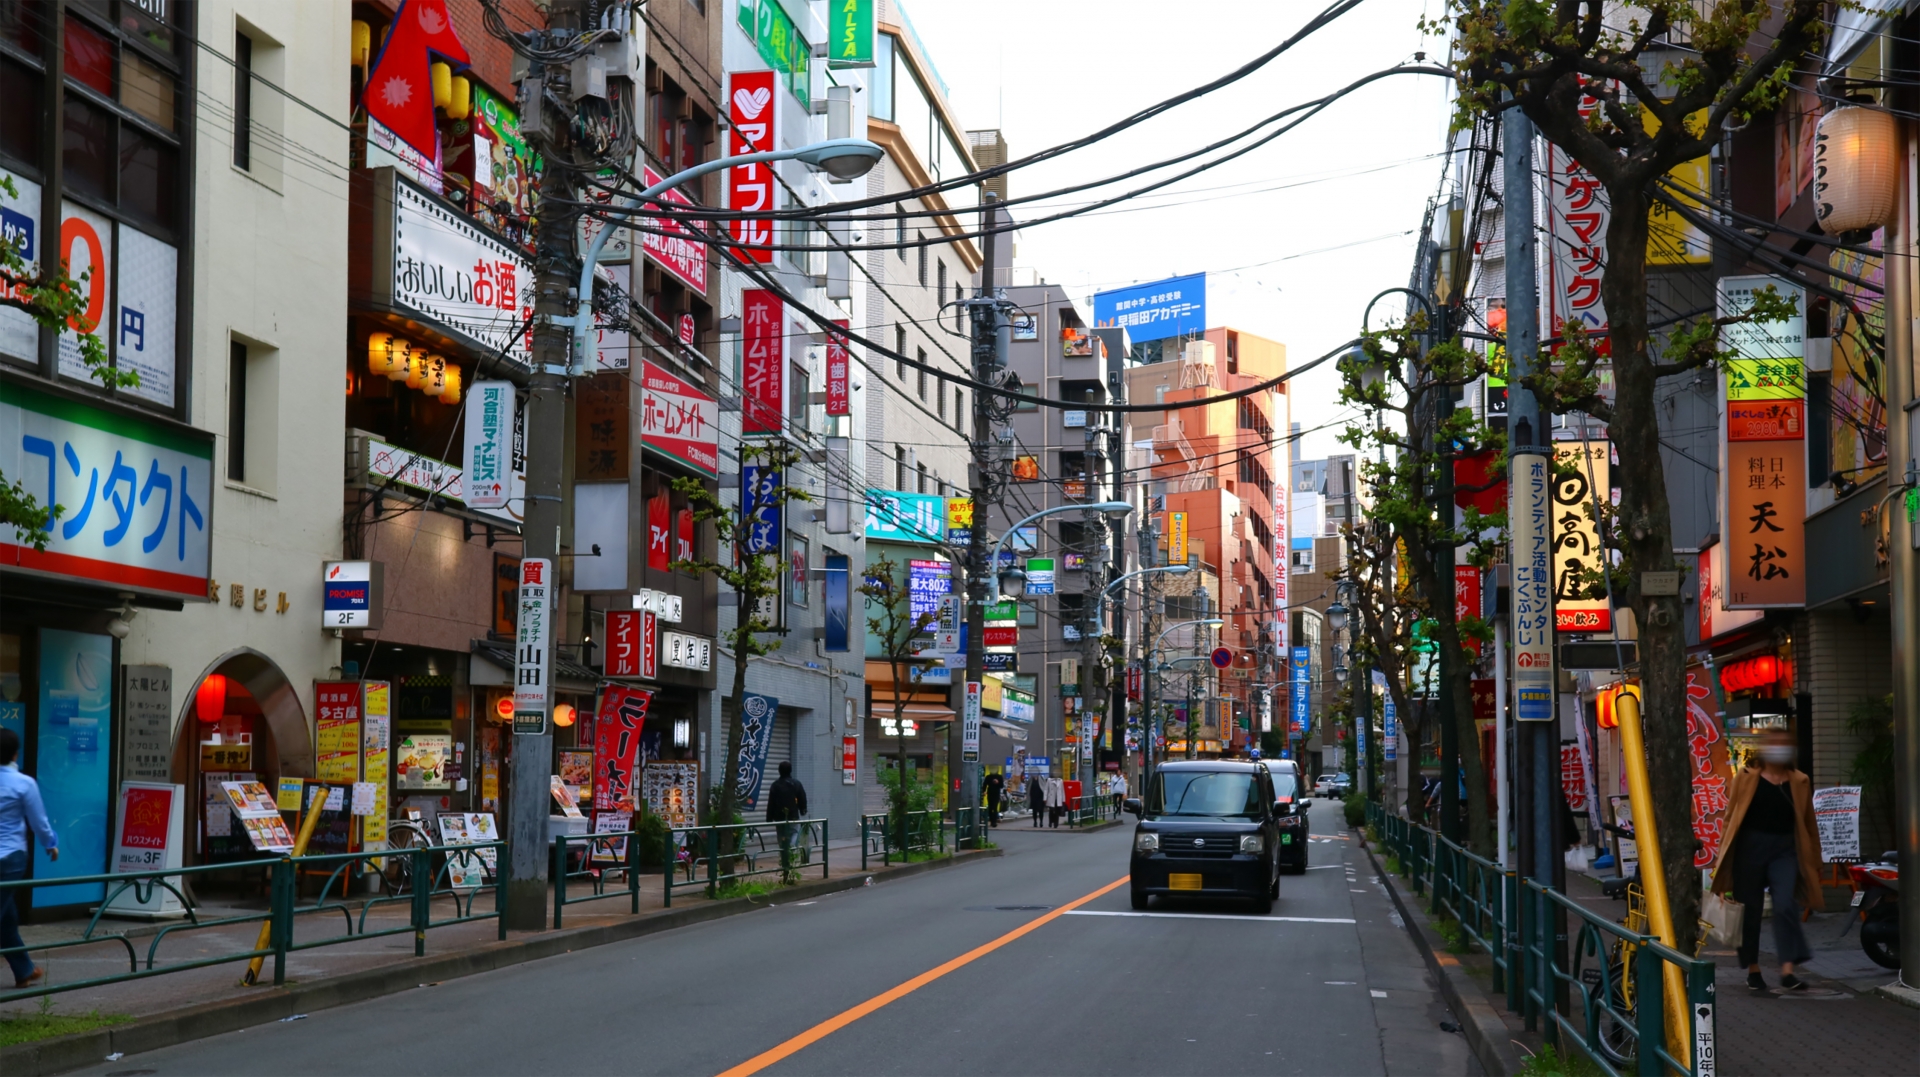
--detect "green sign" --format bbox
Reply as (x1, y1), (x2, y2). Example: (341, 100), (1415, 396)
(985, 600), (1018, 622)
(828, 0), (874, 68)
(737, 0), (812, 109)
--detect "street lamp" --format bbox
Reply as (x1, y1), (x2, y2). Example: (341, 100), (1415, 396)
(572, 138), (885, 366)
(1326, 600), (1348, 633)
(987, 501), (1134, 602)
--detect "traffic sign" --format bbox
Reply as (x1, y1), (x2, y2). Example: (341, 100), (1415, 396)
(1210, 647), (1233, 669)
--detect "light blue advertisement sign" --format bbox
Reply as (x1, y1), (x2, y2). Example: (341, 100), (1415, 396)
(864, 489), (946, 544)
(1092, 273), (1207, 344)
(35, 629), (114, 906)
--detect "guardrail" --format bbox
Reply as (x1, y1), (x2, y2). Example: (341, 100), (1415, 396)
(662, 818), (829, 908)
(552, 829), (643, 929)
(1066, 794), (1119, 827)
(858, 810), (944, 868)
(1364, 801), (1714, 1077)
(0, 842), (506, 1003)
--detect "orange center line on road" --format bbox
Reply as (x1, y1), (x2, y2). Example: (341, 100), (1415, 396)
(714, 875), (1132, 1077)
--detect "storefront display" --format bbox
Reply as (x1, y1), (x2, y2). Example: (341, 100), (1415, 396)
(641, 762), (699, 829)
(34, 629), (115, 906)
(396, 733), (453, 790)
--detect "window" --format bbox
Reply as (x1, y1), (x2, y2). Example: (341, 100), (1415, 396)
(1226, 330), (1239, 374)
(233, 30), (252, 169)
(1017, 601), (1039, 627)
(0, 56), (42, 165)
(789, 532), (808, 607)
(916, 349), (927, 400)
(936, 370), (946, 420)
(895, 326), (907, 379)
(954, 388), (964, 426)
(871, 34), (895, 121)
(895, 203), (907, 262)
(916, 235), (926, 285)
(937, 261), (946, 309)
(917, 463), (928, 494)
(896, 446), (908, 490)
(228, 341), (247, 482)
(954, 282), (964, 333)
(789, 359), (809, 433)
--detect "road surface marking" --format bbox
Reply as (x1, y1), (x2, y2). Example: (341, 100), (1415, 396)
(1307, 865), (1344, 871)
(1063, 910), (1356, 924)
(1371, 989), (1388, 998)
(715, 875), (1130, 1077)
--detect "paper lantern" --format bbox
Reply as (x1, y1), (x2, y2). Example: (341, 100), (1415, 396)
(494, 695), (513, 720)
(431, 62), (453, 109)
(195, 674), (227, 723)
(553, 703), (575, 727)
(351, 20), (371, 69)
(447, 75), (472, 120)
(1814, 106), (1899, 233)
(404, 351), (434, 390)
(423, 354), (448, 396)
(439, 363), (462, 405)
(368, 333), (407, 378)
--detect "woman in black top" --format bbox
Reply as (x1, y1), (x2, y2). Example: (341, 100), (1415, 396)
(1708, 730), (1825, 992)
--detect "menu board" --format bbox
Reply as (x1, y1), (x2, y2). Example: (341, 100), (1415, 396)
(590, 810), (631, 864)
(221, 780), (296, 853)
(435, 812), (501, 874)
(362, 706), (390, 848)
(557, 750), (594, 806)
(550, 775), (585, 818)
(315, 685), (361, 783)
(640, 762), (700, 829)
(396, 733), (452, 790)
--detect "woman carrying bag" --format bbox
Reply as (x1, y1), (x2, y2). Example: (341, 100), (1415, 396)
(1708, 730), (1826, 993)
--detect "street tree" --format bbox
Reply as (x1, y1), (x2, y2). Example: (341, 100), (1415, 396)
(1436, 0), (1824, 943)
(0, 175), (138, 546)
(858, 553), (939, 850)
(671, 440), (810, 843)
(1338, 326), (1503, 852)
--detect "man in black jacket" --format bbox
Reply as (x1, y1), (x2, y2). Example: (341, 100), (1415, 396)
(766, 762), (808, 881)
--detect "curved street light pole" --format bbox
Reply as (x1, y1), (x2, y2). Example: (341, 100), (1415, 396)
(1146, 617), (1224, 771)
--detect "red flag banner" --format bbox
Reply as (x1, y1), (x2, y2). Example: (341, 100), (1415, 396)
(592, 686), (652, 811)
(363, 0), (471, 161)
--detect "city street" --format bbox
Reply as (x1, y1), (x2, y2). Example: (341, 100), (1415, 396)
(71, 802), (1475, 1077)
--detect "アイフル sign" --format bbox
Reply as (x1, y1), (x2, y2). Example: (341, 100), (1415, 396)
(726, 70), (778, 263)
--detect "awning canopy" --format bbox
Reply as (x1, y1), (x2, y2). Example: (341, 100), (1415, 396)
(982, 718), (1028, 742)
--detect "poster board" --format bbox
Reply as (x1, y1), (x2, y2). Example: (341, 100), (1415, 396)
(550, 775), (585, 818)
(436, 812), (501, 879)
(297, 781), (357, 858)
(396, 733), (452, 790)
(590, 810), (632, 864)
(105, 781), (187, 918)
(1811, 785), (1862, 862)
(314, 682), (362, 784)
(222, 780), (296, 853)
(641, 761), (699, 829)
(557, 750), (595, 808)
(362, 682), (391, 854)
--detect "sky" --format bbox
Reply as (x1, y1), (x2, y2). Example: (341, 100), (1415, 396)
(895, 0), (1455, 465)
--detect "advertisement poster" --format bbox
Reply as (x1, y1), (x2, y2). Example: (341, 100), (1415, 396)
(396, 734), (452, 790)
(34, 629), (114, 905)
(221, 781), (295, 853)
(735, 692), (778, 809)
(314, 682), (362, 783)
(1811, 785), (1862, 863)
(593, 686), (652, 811)
(362, 684), (391, 850)
(557, 750), (595, 808)
(641, 761), (700, 829)
(1550, 442), (1612, 632)
(106, 781), (185, 916)
(1510, 453), (1554, 720)
(590, 810), (632, 864)
(1722, 439), (1806, 607)
(436, 812), (501, 874)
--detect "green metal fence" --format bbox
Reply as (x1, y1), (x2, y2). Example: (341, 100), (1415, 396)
(0, 841), (507, 1003)
(858, 809), (945, 868)
(1363, 801), (1714, 1077)
(661, 818), (829, 907)
(552, 829), (644, 928)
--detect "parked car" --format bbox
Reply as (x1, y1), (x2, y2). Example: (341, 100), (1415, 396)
(1261, 759), (1309, 873)
(1315, 773), (1352, 799)
(1125, 760), (1283, 913)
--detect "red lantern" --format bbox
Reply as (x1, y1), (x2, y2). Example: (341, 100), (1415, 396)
(494, 695), (513, 720)
(194, 674), (228, 723)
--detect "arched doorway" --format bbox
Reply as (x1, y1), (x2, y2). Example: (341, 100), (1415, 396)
(170, 649), (313, 867)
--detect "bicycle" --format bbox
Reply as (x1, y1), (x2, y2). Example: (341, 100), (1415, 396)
(380, 817), (436, 896)
(1588, 883), (1711, 1068)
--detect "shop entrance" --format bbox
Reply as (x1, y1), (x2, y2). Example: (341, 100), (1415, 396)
(171, 650), (312, 871)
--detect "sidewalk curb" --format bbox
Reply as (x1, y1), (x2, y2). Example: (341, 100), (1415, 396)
(1873, 981), (1920, 1010)
(4, 848), (1000, 1076)
(1358, 831), (1527, 1077)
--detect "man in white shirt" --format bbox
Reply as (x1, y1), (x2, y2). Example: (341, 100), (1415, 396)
(0, 727), (59, 987)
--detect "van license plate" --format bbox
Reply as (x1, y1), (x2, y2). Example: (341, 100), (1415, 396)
(1168, 873), (1203, 891)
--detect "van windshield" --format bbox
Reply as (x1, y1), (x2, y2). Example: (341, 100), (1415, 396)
(1270, 772), (1297, 798)
(1148, 770), (1263, 818)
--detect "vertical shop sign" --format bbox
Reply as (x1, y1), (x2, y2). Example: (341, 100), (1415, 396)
(315, 682), (362, 784)
(34, 629), (114, 905)
(826, 319), (851, 416)
(1511, 453), (1554, 720)
(740, 289), (784, 433)
(1723, 440), (1805, 607)
(1290, 646), (1311, 733)
(842, 735), (859, 784)
(1684, 670), (1733, 868)
(640, 610), (659, 678)
(1544, 91), (1610, 352)
(121, 665), (172, 783)
(592, 685), (652, 811)
(514, 558), (552, 732)
(742, 465), (783, 555)
(1454, 566), (1483, 657)
(963, 682), (982, 762)
(463, 381), (515, 509)
(637, 165), (708, 295)
(362, 683), (391, 852)
(1271, 425), (1289, 652)
(735, 692), (779, 809)
(646, 489), (671, 572)
(828, 0), (875, 68)
(823, 553), (851, 652)
(606, 609), (641, 677)
(1718, 274), (1806, 401)
(105, 782), (185, 916)
(727, 71), (778, 263)
(945, 497), (973, 545)
(1551, 442), (1613, 632)
(1167, 511), (1188, 566)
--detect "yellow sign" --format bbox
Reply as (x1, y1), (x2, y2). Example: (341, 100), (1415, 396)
(1551, 443), (1613, 633)
(1724, 358), (1805, 400)
(981, 675), (1004, 713)
(1644, 107), (1711, 266)
(1167, 511), (1188, 566)
(200, 741), (251, 770)
(945, 497), (973, 530)
(362, 682), (391, 850)
(276, 777), (305, 811)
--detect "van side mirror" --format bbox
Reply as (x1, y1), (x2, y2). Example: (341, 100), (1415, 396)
(1123, 797), (1143, 817)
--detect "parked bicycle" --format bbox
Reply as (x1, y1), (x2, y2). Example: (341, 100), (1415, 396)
(1589, 883), (1712, 1068)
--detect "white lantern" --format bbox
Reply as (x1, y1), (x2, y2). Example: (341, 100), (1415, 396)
(1814, 106), (1899, 233)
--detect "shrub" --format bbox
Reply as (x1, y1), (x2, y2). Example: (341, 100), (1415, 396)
(1344, 796), (1368, 829)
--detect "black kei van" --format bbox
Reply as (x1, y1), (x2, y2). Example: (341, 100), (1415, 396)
(1124, 760), (1282, 913)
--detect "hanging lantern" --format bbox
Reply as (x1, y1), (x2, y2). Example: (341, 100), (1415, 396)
(439, 363), (463, 405)
(423, 354), (449, 396)
(351, 20), (371, 70)
(447, 75), (472, 121)
(494, 695), (514, 720)
(368, 332), (406, 378)
(431, 61), (453, 109)
(1814, 106), (1899, 233)
(1596, 687), (1618, 730)
(553, 703), (576, 727)
(404, 351), (434, 390)
(194, 673), (228, 723)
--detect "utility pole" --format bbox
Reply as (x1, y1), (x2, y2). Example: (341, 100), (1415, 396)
(502, 0), (586, 932)
(1886, 115), (1920, 983)
(962, 194), (1007, 847)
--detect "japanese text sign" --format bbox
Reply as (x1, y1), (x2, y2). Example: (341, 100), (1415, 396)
(735, 692), (778, 809)
(1091, 273), (1206, 344)
(864, 489), (945, 543)
(1290, 645), (1311, 733)
(740, 289), (784, 433)
(380, 172), (531, 367)
(727, 71), (778, 263)
(1685, 671), (1732, 868)
(1167, 511), (1188, 566)
(1717, 275), (1805, 401)
(639, 361), (719, 477)
(592, 685), (651, 811)
(463, 381), (515, 509)
(1727, 399), (1805, 442)
(826, 319), (851, 416)
(1511, 453), (1554, 720)
(828, 0), (874, 68)
(1551, 443), (1613, 632)
(605, 609), (643, 677)
(742, 465), (783, 556)
(514, 558), (552, 730)
(638, 165), (708, 295)
(1723, 440), (1805, 607)
(1545, 107), (1610, 351)
(1, 381), (210, 598)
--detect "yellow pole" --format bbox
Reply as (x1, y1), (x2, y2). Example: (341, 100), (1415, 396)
(241, 787), (329, 987)
(1613, 686), (1689, 1063)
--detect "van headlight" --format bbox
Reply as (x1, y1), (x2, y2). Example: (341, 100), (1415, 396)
(1134, 832), (1160, 853)
(1239, 834), (1265, 853)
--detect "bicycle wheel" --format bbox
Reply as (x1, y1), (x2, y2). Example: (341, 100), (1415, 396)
(1591, 956), (1636, 1068)
(382, 823), (422, 895)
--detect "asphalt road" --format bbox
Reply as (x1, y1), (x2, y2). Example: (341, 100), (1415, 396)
(79, 799), (1478, 1076)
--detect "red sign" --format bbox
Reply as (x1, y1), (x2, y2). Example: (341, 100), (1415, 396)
(119, 786), (173, 849)
(678, 313), (697, 344)
(647, 492), (671, 572)
(1126, 665), (1143, 701)
(741, 288), (784, 434)
(520, 559), (546, 586)
(826, 319), (851, 417)
(1560, 744), (1589, 812)
(591, 686), (652, 811)
(1210, 647), (1233, 669)
(1727, 398), (1805, 441)
(640, 610), (659, 679)
(639, 361), (719, 477)
(361, 0), (471, 161)
(638, 166), (709, 295)
(726, 70), (777, 263)
(1470, 678), (1496, 722)
(675, 509), (694, 562)
(1684, 670), (1732, 868)
(1455, 565), (1483, 657)
(841, 735), (858, 772)
(1452, 449), (1507, 515)
(983, 625), (1019, 648)
(606, 610), (642, 677)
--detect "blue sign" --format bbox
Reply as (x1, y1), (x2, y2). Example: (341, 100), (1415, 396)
(864, 489), (946, 544)
(35, 629), (114, 906)
(1092, 272), (1207, 344)
(742, 466), (782, 555)
(1383, 696), (1397, 763)
(907, 559), (951, 629)
(735, 692), (779, 809)
(823, 554), (850, 652)
(1517, 686), (1554, 722)
(981, 652), (1019, 673)
(1290, 645), (1311, 734)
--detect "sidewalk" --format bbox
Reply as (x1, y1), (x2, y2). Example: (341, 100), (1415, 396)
(1, 837), (996, 1075)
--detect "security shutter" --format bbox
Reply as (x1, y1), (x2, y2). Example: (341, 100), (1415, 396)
(740, 710), (794, 825)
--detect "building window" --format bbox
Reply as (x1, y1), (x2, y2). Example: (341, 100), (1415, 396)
(228, 341), (247, 482)
(789, 359), (809, 433)
(954, 388), (964, 427)
(917, 463), (928, 494)
(936, 369), (946, 420)
(954, 282), (964, 333)
(916, 349), (927, 400)
(916, 235), (926, 285)
(937, 261), (946, 310)
(233, 30), (252, 170)
(871, 33), (895, 121)
(895, 203), (907, 262)
(896, 445), (908, 490)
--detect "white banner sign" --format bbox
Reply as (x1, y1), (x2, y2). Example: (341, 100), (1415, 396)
(381, 172), (531, 367)
(962, 682), (981, 761)
(514, 558), (553, 729)
(1811, 785), (1861, 863)
(462, 381), (515, 509)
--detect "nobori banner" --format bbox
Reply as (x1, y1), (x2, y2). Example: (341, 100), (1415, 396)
(0, 381), (211, 599)
(366, 168), (532, 368)
(1092, 273), (1206, 344)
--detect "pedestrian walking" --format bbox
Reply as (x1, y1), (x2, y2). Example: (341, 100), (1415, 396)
(0, 727), (57, 988)
(1046, 776), (1064, 828)
(1709, 731), (1824, 993)
(765, 761), (808, 883)
(1028, 775), (1045, 827)
(984, 771), (1004, 828)
(1109, 773), (1125, 816)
